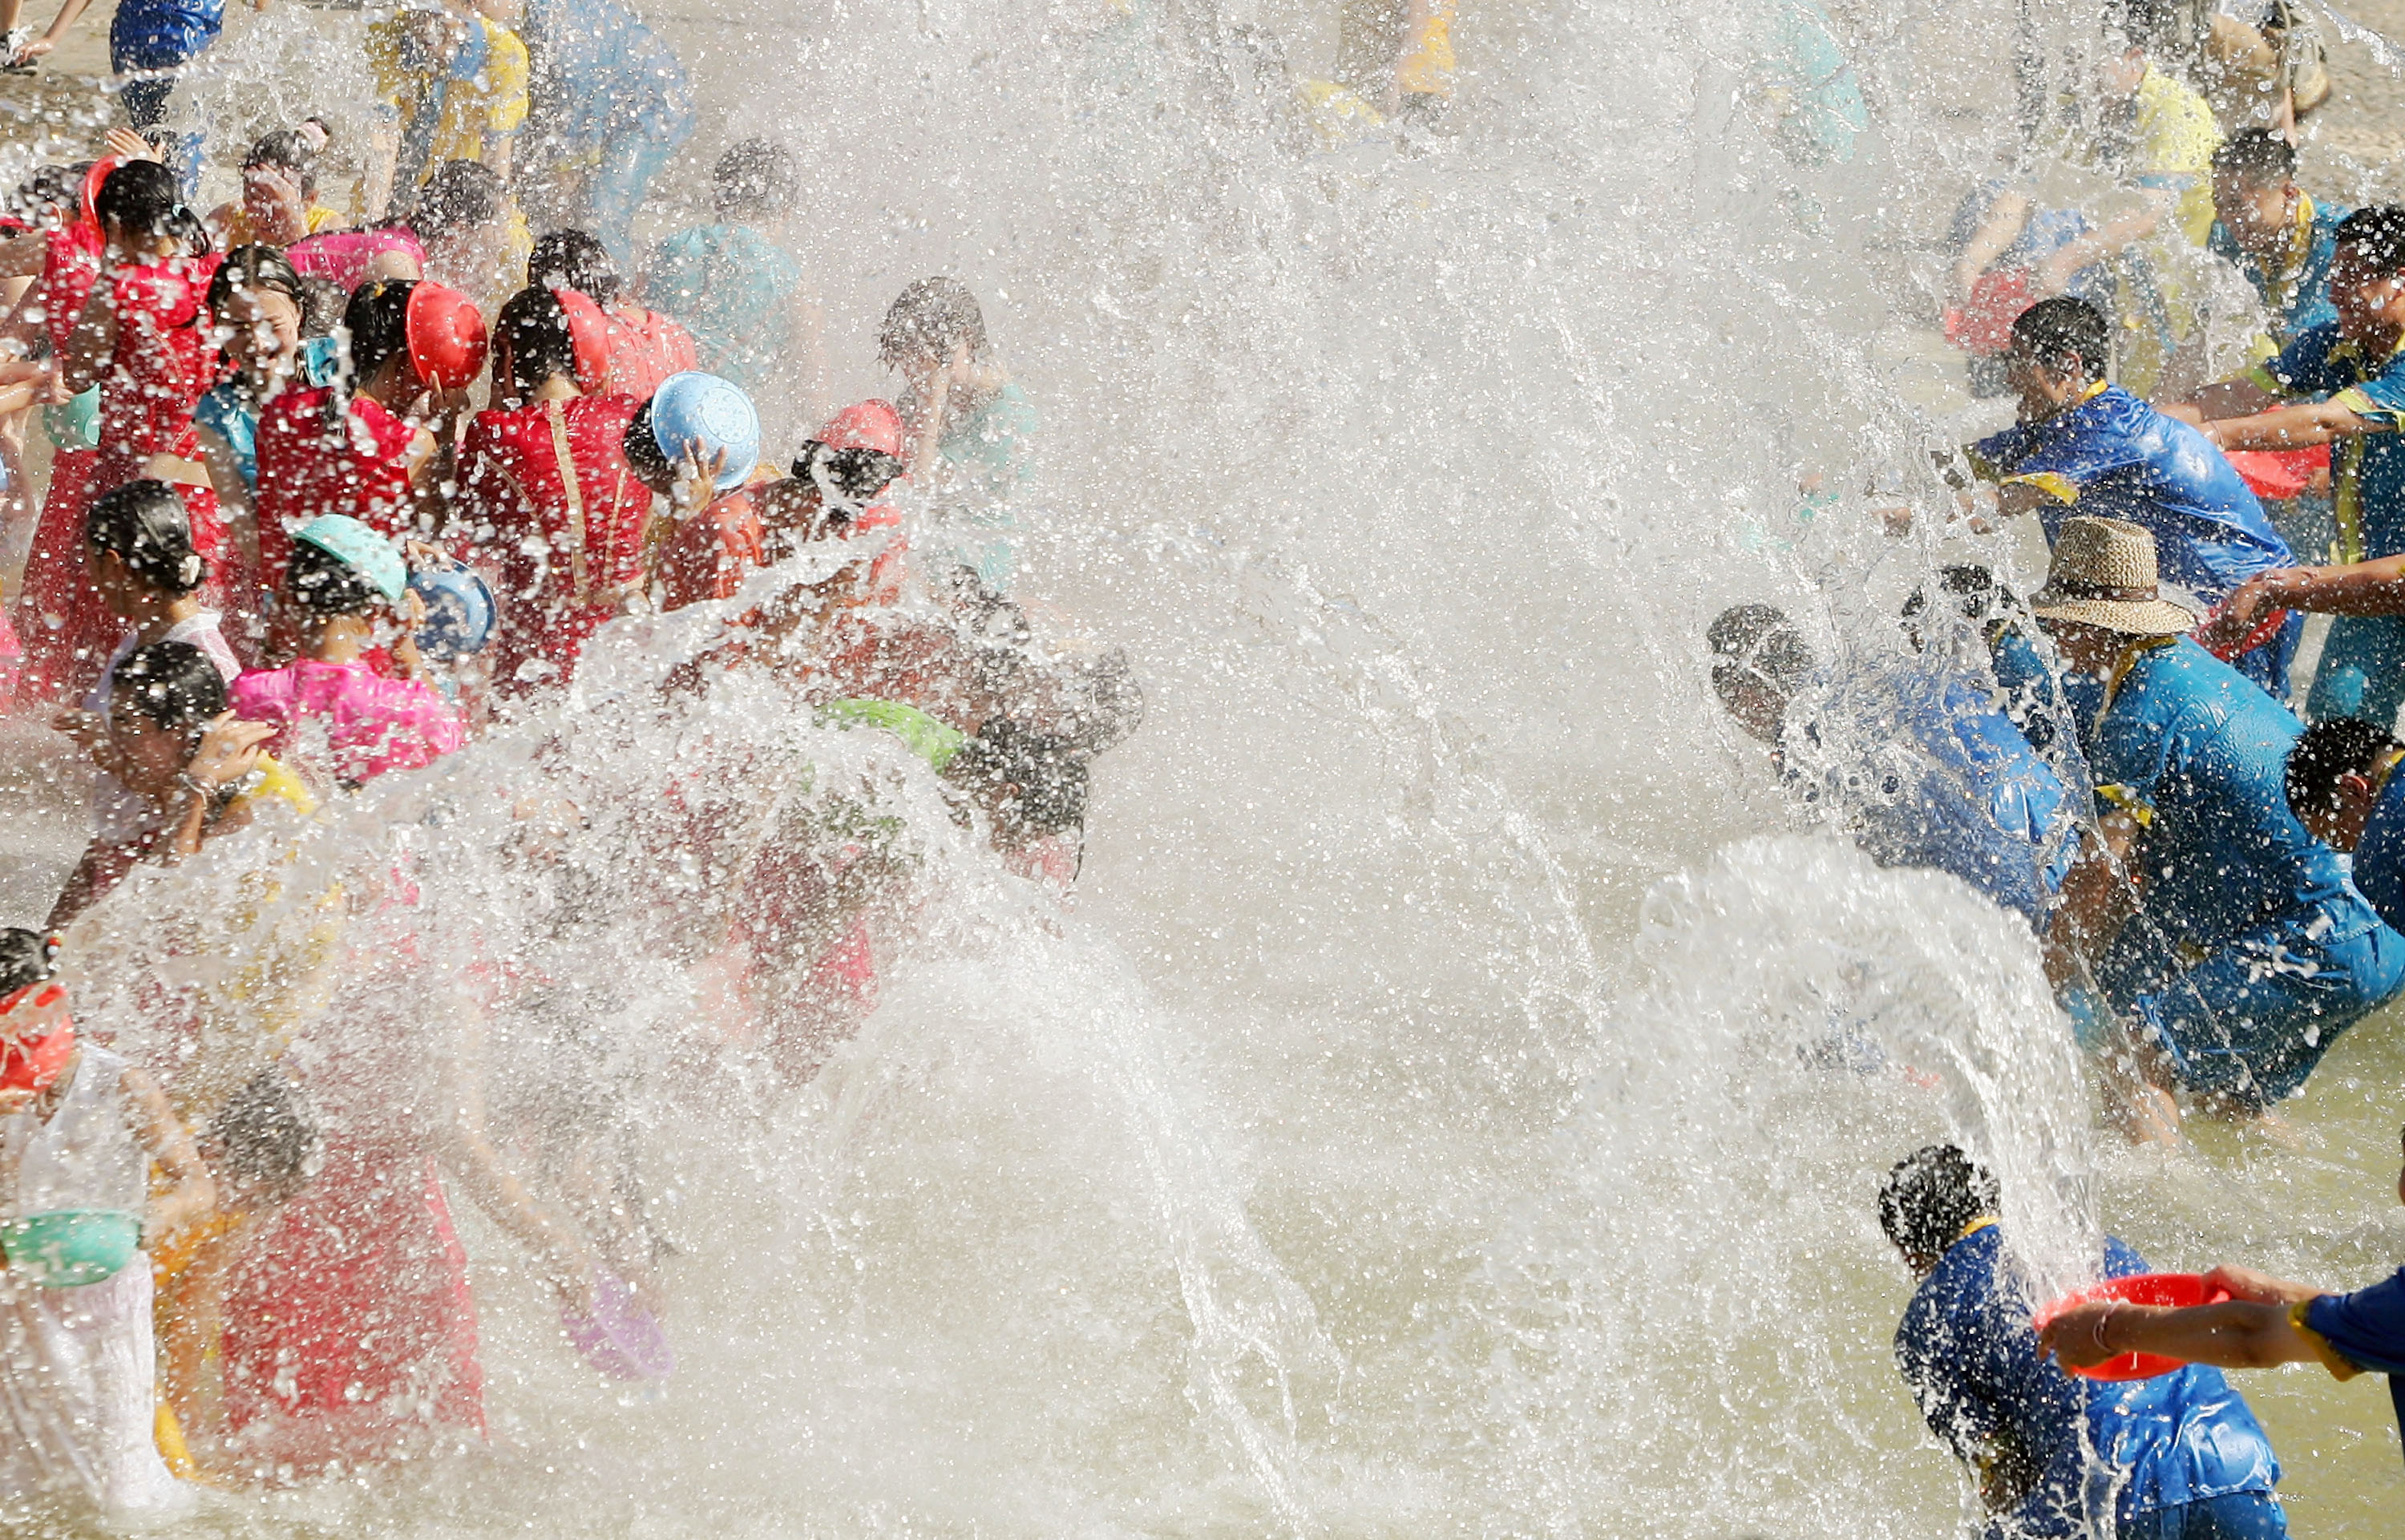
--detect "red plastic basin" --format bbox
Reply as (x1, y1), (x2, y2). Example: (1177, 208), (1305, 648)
(2033, 1272), (2230, 1381)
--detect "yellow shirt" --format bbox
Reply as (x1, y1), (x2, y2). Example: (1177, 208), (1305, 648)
(2132, 64), (2223, 247)
(366, 13), (530, 180)
(221, 201), (338, 248)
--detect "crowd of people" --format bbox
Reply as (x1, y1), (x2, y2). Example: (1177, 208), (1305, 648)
(1711, 2), (2405, 1534)
(0, 0), (1148, 1518)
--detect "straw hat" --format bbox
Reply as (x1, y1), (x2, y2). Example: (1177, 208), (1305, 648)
(2029, 516), (2201, 636)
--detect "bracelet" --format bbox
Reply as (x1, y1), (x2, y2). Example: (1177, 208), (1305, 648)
(2092, 1302), (2119, 1356)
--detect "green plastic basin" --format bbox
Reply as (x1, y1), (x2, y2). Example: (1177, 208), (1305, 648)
(2, 1209), (141, 1288)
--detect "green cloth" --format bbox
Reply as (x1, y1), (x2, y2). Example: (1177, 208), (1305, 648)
(816, 698), (964, 770)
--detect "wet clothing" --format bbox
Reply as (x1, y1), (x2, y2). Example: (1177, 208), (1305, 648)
(231, 657), (466, 788)
(10, 228), (110, 705)
(109, 0), (220, 72)
(586, 302), (695, 402)
(654, 490), (762, 612)
(2249, 321), (2405, 566)
(286, 226), (427, 291)
(1896, 1222), (2282, 1540)
(1968, 386), (2291, 612)
(217, 200), (340, 249)
(193, 382), (260, 490)
(922, 381), (1038, 591)
(2083, 637), (2405, 1105)
(1782, 662), (2082, 929)
(2209, 193), (2349, 350)
(456, 394), (650, 691)
(1752, 0), (1867, 168)
(521, 0), (694, 262)
(2294, 1267), (2405, 1466)
(253, 387), (422, 588)
(643, 223), (802, 393)
(91, 254), (221, 488)
(2349, 765), (2405, 935)
(366, 13), (529, 191)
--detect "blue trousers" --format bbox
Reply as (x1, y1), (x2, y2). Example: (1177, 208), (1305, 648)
(2119, 1491), (2288, 1539)
(2103, 907), (2405, 1109)
(2306, 612), (2405, 728)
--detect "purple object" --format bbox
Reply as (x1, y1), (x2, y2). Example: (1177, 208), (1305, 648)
(560, 1269), (675, 1381)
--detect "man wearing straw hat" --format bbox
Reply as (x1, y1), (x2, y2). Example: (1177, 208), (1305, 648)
(2035, 515), (2405, 1116)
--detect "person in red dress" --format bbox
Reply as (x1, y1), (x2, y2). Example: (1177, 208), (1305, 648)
(4, 166), (108, 706)
(50, 160), (224, 703)
(250, 279), (479, 598)
(527, 228), (695, 404)
(453, 285), (650, 697)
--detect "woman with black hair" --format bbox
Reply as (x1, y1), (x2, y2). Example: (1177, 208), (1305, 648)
(251, 277), (479, 589)
(59, 159), (224, 604)
(194, 246), (309, 627)
(527, 227), (693, 400)
(455, 283), (649, 696)
(46, 638), (289, 929)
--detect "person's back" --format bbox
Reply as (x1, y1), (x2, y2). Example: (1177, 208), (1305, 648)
(645, 223), (799, 392)
(253, 387), (421, 580)
(2088, 637), (2351, 945)
(1784, 659), (2080, 928)
(1898, 1222), (2281, 1538)
(459, 392), (649, 689)
(1972, 386), (2290, 609)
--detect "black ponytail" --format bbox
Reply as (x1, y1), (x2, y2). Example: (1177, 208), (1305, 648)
(86, 479), (206, 596)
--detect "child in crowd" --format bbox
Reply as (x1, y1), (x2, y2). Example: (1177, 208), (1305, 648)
(0, 927), (213, 1523)
(231, 515), (464, 789)
(455, 285), (650, 696)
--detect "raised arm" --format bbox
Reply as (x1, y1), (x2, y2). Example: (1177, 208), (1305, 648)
(2202, 398), (2381, 454)
(2039, 1295), (2322, 1371)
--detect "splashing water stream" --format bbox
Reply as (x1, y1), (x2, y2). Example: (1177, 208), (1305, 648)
(2, 0), (2405, 1531)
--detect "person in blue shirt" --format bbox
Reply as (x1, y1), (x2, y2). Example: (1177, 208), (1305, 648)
(2285, 716), (2405, 935)
(1882, 1144), (2287, 1540)
(644, 140), (823, 420)
(1968, 298), (2298, 697)
(2033, 516), (2405, 1114)
(2040, 1122), (2405, 1475)
(1902, 564), (2079, 772)
(2208, 130), (2349, 352)
(519, 0), (695, 265)
(2174, 204), (2405, 723)
(1708, 604), (2080, 932)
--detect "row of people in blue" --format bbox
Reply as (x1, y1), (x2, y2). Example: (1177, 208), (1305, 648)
(1712, 144), (2405, 1540)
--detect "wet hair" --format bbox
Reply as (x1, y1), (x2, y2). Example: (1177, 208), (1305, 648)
(207, 1067), (320, 1205)
(2336, 205), (2405, 278)
(208, 243), (303, 318)
(243, 127), (318, 197)
(95, 159), (208, 253)
(527, 228), (620, 305)
(2211, 128), (2298, 188)
(403, 160), (503, 245)
(946, 718), (1089, 840)
(2286, 717), (2403, 827)
(1902, 564), (2021, 632)
(1707, 603), (1815, 704)
(342, 277), (417, 389)
(494, 285), (578, 396)
(878, 277), (988, 370)
(2010, 296), (2111, 380)
(622, 398), (673, 491)
(1055, 649), (1145, 754)
(295, 277), (346, 338)
(284, 537), (380, 618)
(111, 639), (227, 732)
(0, 928), (57, 996)
(712, 138), (798, 220)
(1877, 1145), (1999, 1264)
(86, 479), (206, 596)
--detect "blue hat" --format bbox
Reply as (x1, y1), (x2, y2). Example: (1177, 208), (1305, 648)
(649, 371), (758, 491)
(291, 515), (406, 603)
(407, 562), (495, 659)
